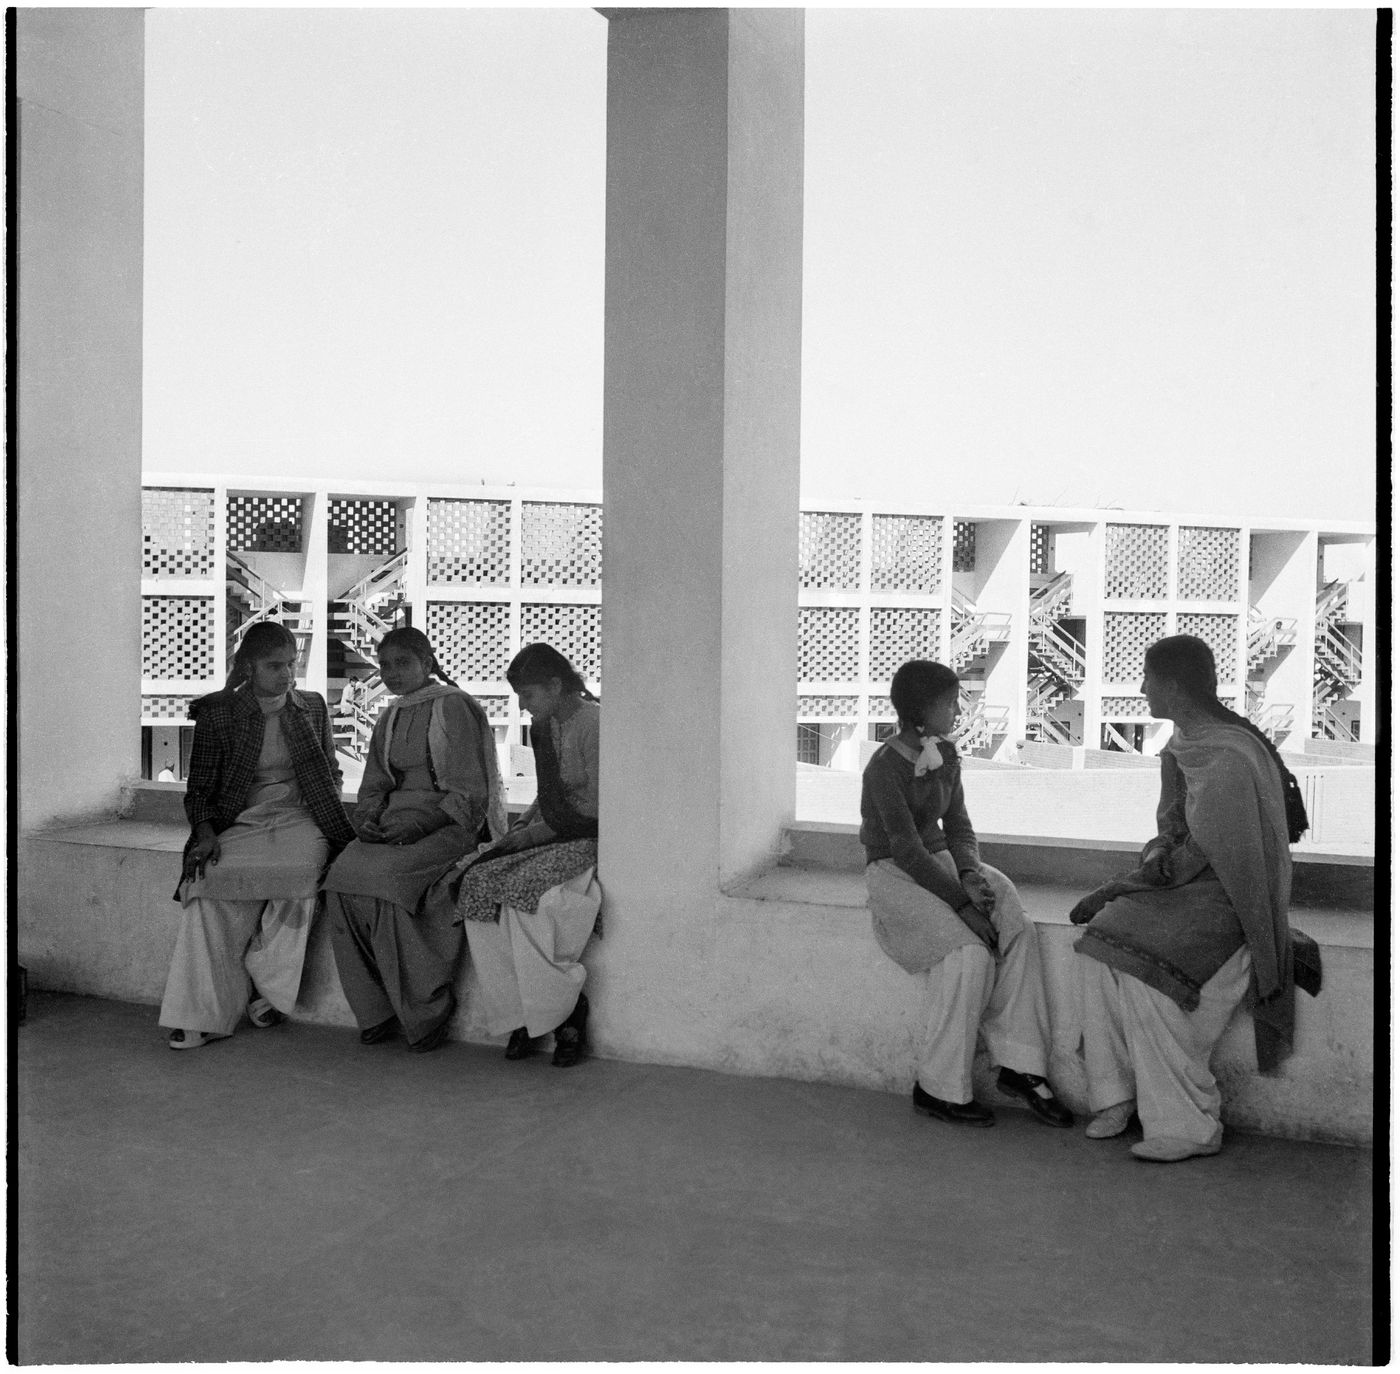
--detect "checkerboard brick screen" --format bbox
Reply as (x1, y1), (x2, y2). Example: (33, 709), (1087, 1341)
(521, 502), (602, 587)
(871, 514), (942, 593)
(798, 607), (860, 680)
(869, 607), (943, 681)
(142, 597), (216, 678)
(1102, 612), (1167, 682)
(1105, 523), (1169, 599)
(1177, 612), (1239, 677)
(423, 602), (513, 682)
(228, 496), (303, 553)
(867, 695), (895, 719)
(478, 696), (510, 721)
(426, 499), (511, 585)
(520, 603), (602, 680)
(796, 695), (859, 718)
(1030, 524), (1052, 576)
(952, 521), (976, 573)
(141, 694), (196, 722)
(142, 488), (215, 577)
(798, 512), (862, 590)
(329, 499), (399, 556)
(1101, 695), (1152, 719)
(1177, 526), (1241, 602)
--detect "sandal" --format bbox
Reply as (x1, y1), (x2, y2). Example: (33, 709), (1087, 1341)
(359, 1016), (399, 1045)
(168, 1029), (230, 1051)
(504, 1027), (538, 1060)
(409, 1018), (451, 1054)
(247, 997), (284, 1029)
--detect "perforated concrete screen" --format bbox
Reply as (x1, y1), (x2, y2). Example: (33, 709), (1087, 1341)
(424, 601), (513, 682)
(228, 495), (303, 553)
(478, 695), (510, 721)
(952, 521), (976, 573)
(142, 597), (216, 678)
(521, 502), (602, 587)
(867, 694), (896, 719)
(1029, 524), (1052, 576)
(1178, 612), (1240, 674)
(1102, 612), (1168, 682)
(426, 499), (512, 585)
(142, 488), (215, 577)
(141, 694), (195, 721)
(871, 514), (942, 593)
(796, 695), (859, 718)
(1101, 695), (1152, 719)
(329, 499), (398, 556)
(798, 606), (860, 680)
(520, 603), (601, 680)
(868, 607), (943, 681)
(798, 511), (862, 590)
(1105, 523), (1169, 599)
(1178, 526), (1241, 602)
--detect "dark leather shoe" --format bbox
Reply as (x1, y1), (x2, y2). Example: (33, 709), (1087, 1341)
(912, 1082), (994, 1126)
(504, 1027), (538, 1060)
(359, 1017), (398, 1045)
(551, 993), (589, 1068)
(997, 1068), (1074, 1128)
(409, 1018), (451, 1054)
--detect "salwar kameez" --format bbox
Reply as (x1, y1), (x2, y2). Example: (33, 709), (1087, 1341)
(161, 695), (332, 1037)
(323, 684), (504, 1046)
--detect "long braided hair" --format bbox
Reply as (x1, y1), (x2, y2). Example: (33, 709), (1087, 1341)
(1145, 634), (1309, 843)
(376, 626), (457, 686)
(193, 621), (300, 712)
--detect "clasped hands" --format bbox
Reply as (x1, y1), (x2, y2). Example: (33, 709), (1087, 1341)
(1068, 841), (1173, 925)
(957, 867), (999, 954)
(358, 814), (420, 846)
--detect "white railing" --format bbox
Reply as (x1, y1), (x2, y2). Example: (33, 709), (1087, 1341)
(1246, 608), (1297, 669)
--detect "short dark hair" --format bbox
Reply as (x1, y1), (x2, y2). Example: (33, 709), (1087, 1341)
(1143, 634), (1217, 702)
(889, 660), (960, 730)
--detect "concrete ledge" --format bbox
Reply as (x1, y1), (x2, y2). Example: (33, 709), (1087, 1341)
(19, 818), (1374, 1147)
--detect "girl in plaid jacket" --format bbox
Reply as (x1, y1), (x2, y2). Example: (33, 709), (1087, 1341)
(160, 622), (354, 1049)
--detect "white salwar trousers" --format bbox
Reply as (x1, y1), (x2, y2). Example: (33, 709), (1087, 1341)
(1079, 945), (1252, 1145)
(915, 878), (1054, 1104)
(464, 868), (601, 1038)
(159, 896), (316, 1036)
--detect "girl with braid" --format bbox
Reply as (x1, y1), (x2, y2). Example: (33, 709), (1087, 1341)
(1071, 634), (1309, 1161)
(324, 628), (506, 1052)
(161, 622), (354, 1049)
(454, 644), (601, 1068)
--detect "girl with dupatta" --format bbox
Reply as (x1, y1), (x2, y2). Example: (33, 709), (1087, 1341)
(324, 628), (507, 1052)
(454, 643), (601, 1068)
(1071, 634), (1308, 1161)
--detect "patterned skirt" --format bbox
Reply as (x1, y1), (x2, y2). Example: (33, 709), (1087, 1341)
(455, 839), (599, 924)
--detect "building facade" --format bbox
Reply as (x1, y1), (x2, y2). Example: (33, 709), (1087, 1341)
(140, 474), (1375, 778)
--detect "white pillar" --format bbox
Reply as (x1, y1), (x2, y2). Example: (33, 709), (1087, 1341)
(598, 8), (804, 978)
(17, 10), (145, 830)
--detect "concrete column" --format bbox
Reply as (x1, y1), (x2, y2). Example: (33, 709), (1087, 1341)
(598, 8), (804, 942)
(302, 491), (330, 698)
(17, 10), (145, 830)
(978, 519), (1031, 756)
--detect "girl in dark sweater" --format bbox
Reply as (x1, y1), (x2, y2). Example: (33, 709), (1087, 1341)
(861, 660), (1070, 1127)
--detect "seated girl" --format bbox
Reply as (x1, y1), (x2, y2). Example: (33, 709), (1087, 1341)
(1070, 634), (1306, 1162)
(861, 660), (1072, 1127)
(161, 622), (355, 1049)
(455, 643), (600, 1068)
(323, 627), (506, 1052)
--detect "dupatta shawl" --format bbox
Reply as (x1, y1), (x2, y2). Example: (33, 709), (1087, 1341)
(371, 683), (509, 843)
(1075, 718), (1296, 1072)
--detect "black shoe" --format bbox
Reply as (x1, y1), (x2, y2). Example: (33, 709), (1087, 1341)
(504, 1027), (538, 1060)
(551, 993), (589, 1068)
(912, 1082), (995, 1126)
(997, 1068), (1074, 1128)
(359, 1016), (399, 1046)
(409, 1018), (451, 1054)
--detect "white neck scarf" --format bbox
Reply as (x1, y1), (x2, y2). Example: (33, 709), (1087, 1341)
(915, 734), (956, 776)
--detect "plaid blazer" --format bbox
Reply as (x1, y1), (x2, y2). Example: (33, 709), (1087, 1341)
(183, 687), (355, 851)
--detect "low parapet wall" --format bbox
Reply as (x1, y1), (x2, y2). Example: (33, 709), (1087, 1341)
(18, 816), (1373, 1147)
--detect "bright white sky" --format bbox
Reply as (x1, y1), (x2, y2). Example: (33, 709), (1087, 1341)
(144, 7), (1377, 522)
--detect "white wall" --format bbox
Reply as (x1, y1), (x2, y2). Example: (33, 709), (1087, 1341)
(18, 10), (145, 830)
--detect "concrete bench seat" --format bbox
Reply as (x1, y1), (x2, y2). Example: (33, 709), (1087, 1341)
(19, 812), (1374, 1148)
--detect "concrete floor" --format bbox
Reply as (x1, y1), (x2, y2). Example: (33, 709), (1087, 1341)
(17, 992), (1374, 1364)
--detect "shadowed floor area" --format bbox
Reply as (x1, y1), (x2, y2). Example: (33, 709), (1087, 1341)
(17, 992), (1374, 1363)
